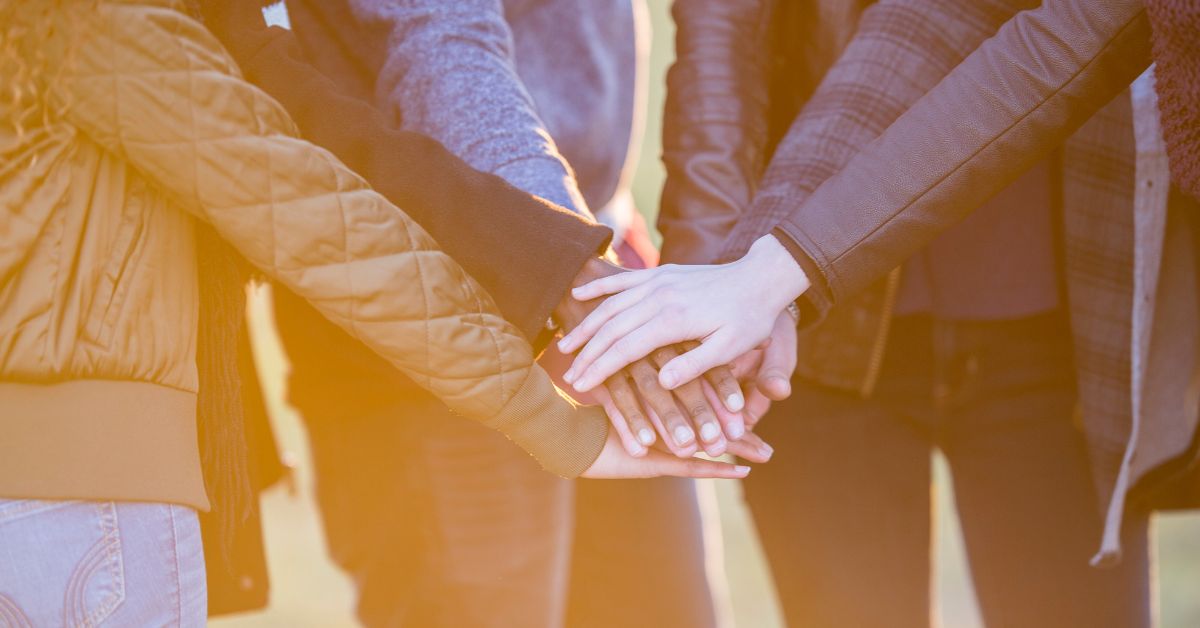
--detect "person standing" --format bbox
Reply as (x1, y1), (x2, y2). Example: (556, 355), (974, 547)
(1, 0), (734, 622)
(259, 1), (738, 625)
(562, 0), (1200, 625)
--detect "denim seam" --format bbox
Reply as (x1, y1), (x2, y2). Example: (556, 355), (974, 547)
(168, 504), (183, 626)
(79, 502), (124, 627)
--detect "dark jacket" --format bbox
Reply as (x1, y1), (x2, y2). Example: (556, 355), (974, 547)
(663, 0), (1199, 563)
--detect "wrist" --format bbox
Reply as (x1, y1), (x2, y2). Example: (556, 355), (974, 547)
(745, 235), (811, 306)
(572, 256), (619, 288)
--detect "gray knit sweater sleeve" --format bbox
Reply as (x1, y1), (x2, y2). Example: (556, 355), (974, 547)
(349, 0), (591, 216)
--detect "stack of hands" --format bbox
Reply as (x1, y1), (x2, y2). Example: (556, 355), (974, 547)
(553, 236), (811, 479)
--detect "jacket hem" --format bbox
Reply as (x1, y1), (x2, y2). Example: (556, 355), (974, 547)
(0, 380), (209, 511)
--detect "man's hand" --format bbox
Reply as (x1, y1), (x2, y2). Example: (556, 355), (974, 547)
(554, 257), (770, 461)
(581, 428), (751, 479)
(728, 311), (798, 429)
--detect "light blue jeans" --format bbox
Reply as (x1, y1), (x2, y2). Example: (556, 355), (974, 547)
(0, 499), (206, 627)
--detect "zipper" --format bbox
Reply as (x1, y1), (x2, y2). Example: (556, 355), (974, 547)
(858, 267), (902, 398)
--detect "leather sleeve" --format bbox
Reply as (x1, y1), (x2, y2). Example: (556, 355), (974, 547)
(718, 0), (1037, 266)
(49, 0), (607, 477)
(772, 0), (1152, 315)
(201, 0), (612, 343)
(657, 0), (774, 264)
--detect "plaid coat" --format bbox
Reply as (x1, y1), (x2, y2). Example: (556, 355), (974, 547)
(695, 0), (1198, 563)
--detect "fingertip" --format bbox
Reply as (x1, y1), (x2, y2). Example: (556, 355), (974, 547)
(726, 420), (745, 440)
(734, 465), (751, 476)
(725, 392), (745, 412)
(637, 428), (655, 446)
(672, 425), (695, 447)
(659, 369), (679, 390)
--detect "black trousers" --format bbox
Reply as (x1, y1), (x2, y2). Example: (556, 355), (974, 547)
(301, 393), (715, 628)
(744, 313), (1151, 628)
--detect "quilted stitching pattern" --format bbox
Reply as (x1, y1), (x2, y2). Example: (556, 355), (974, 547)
(10, 0), (546, 427)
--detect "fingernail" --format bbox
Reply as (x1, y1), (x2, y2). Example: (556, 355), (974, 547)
(771, 376), (788, 388)
(572, 287), (586, 299)
(660, 370), (679, 389)
(760, 444), (774, 459)
(700, 423), (720, 442)
(673, 425), (695, 446)
(557, 337), (571, 352)
(734, 465), (751, 475)
(637, 428), (655, 446)
(725, 392), (745, 412)
(727, 422), (745, 440)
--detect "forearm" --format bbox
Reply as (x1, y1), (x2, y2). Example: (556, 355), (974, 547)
(50, 0), (607, 476)
(203, 5), (611, 340)
(718, 0), (1035, 267)
(350, 0), (591, 216)
(657, 0), (773, 265)
(772, 0), (1151, 312)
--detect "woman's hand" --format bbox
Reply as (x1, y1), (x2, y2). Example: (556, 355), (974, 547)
(559, 236), (809, 394)
(580, 427), (752, 479)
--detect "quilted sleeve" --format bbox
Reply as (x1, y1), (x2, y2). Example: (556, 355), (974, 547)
(39, 0), (607, 477)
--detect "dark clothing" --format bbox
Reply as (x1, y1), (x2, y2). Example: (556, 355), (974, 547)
(303, 395), (713, 628)
(303, 396), (573, 628)
(1145, 0), (1200, 202)
(744, 313), (1151, 628)
(894, 159), (1060, 319)
(203, 0), (612, 342)
(688, 0), (1196, 560)
(206, 7), (715, 627)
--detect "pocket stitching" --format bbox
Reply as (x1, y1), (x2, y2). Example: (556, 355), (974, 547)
(76, 502), (125, 627)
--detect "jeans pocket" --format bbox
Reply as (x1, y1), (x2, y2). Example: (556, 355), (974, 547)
(0, 499), (126, 627)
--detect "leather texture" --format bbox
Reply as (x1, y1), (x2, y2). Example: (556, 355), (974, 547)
(657, 0), (774, 264)
(773, 0), (1152, 309)
(0, 0), (606, 490)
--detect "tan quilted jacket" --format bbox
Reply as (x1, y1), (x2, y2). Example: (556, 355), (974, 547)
(0, 0), (607, 510)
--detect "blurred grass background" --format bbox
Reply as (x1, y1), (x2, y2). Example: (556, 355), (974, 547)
(217, 3), (1200, 626)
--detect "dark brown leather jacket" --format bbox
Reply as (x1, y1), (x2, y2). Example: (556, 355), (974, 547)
(659, 0), (869, 266)
(659, 0), (886, 394)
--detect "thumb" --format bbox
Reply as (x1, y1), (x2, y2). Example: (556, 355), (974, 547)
(757, 333), (796, 401)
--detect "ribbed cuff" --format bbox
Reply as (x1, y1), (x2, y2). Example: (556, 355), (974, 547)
(518, 211), (612, 345)
(483, 367), (609, 478)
